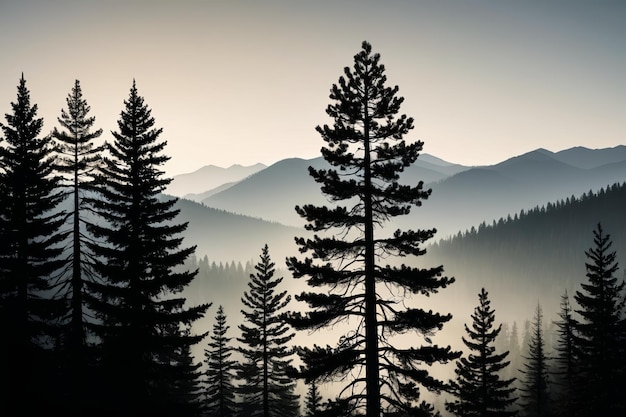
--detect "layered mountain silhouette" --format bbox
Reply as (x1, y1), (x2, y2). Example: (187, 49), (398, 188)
(405, 146), (626, 238)
(173, 146), (626, 240)
(194, 154), (469, 229)
(166, 163), (266, 198)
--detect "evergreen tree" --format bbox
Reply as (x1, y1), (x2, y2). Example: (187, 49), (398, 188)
(286, 41), (459, 416)
(204, 305), (237, 417)
(86, 80), (210, 415)
(170, 332), (205, 416)
(519, 305), (550, 417)
(0, 74), (67, 415)
(446, 288), (517, 417)
(551, 291), (578, 416)
(51, 79), (103, 408)
(572, 223), (626, 416)
(304, 380), (323, 417)
(237, 244), (299, 417)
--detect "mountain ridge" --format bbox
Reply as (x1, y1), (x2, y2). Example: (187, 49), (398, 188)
(192, 146), (626, 238)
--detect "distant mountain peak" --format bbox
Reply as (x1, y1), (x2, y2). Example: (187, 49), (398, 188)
(419, 153), (459, 167)
(494, 148), (559, 168)
(166, 162), (267, 197)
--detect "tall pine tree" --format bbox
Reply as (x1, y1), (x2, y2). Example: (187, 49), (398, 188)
(572, 223), (626, 416)
(287, 41), (459, 416)
(237, 244), (299, 417)
(519, 305), (550, 417)
(51, 79), (103, 408)
(86, 80), (210, 415)
(0, 74), (67, 415)
(204, 305), (237, 417)
(446, 288), (517, 417)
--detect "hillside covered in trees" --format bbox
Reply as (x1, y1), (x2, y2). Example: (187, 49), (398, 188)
(427, 182), (626, 315)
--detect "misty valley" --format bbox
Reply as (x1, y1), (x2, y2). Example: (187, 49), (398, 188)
(1, 41), (625, 417)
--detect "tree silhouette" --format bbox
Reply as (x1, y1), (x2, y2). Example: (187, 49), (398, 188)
(551, 291), (578, 416)
(0, 74), (67, 415)
(287, 41), (459, 416)
(170, 332), (205, 416)
(304, 380), (323, 417)
(51, 79), (103, 408)
(446, 288), (517, 417)
(572, 223), (626, 416)
(204, 305), (237, 417)
(86, 80), (210, 415)
(237, 244), (299, 417)
(519, 304), (550, 417)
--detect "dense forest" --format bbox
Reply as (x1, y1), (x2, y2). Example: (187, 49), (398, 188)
(1, 42), (625, 417)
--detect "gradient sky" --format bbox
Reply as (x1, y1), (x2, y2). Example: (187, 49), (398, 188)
(1, 0), (624, 176)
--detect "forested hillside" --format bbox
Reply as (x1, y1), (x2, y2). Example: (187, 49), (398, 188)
(427, 182), (626, 317)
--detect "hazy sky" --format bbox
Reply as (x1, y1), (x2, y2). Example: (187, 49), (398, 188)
(1, 0), (624, 176)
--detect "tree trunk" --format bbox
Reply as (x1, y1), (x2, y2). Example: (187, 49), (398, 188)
(363, 85), (380, 417)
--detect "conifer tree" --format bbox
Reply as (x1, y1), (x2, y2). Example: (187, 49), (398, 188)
(304, 380), (323, 417)
(237, 244), (299, 417)
(446, 288), (517, 417)
(0, 74), (67, 415)
(204, 305), (237, 417)
(170, 333), (205, 416)
(551, 291), (578, 416)
(86, 80), (210, 415)
(287, 41), (459, 416)
(572, 223), (626, 416)
(51, 79), (103, 407)
(519, 305), (550, 417)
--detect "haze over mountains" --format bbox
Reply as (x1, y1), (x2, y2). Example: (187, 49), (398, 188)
(170, 146), (626, 263)
(169, 145), (626, 368)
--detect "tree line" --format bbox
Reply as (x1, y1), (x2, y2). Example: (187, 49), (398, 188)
(1, 41), (625, 417)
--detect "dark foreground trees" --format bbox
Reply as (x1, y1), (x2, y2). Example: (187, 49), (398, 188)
(447, 288), (517, 417)
(0, 75), (67, 415)
(287, 41), (459, 416)
(86, 81), (209, 415)
(572, 223), (626, 416)
(238, 244), (299, 417)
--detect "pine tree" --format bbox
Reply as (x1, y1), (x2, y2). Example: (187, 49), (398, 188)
(286, 41), (459, 416)
(51, 79), (103, 408)
(86, 80), (210, 415)
(237, 244), (299, 417)
(572, 223), (626, 416)
(204, 305), (237, 417)
(519, 304), (550, 417)
(551, 291), (578, 416)
(446, 288), (517, 417)
(0, 74), (67, 415)
(170, 332), (205, 416)
(304, 380), (323, 417)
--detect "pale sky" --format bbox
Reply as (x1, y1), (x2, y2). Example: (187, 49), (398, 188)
(1, 0), (624, 176)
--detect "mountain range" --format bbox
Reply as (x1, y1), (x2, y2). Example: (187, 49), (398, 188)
(170, 146), (626, 251)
